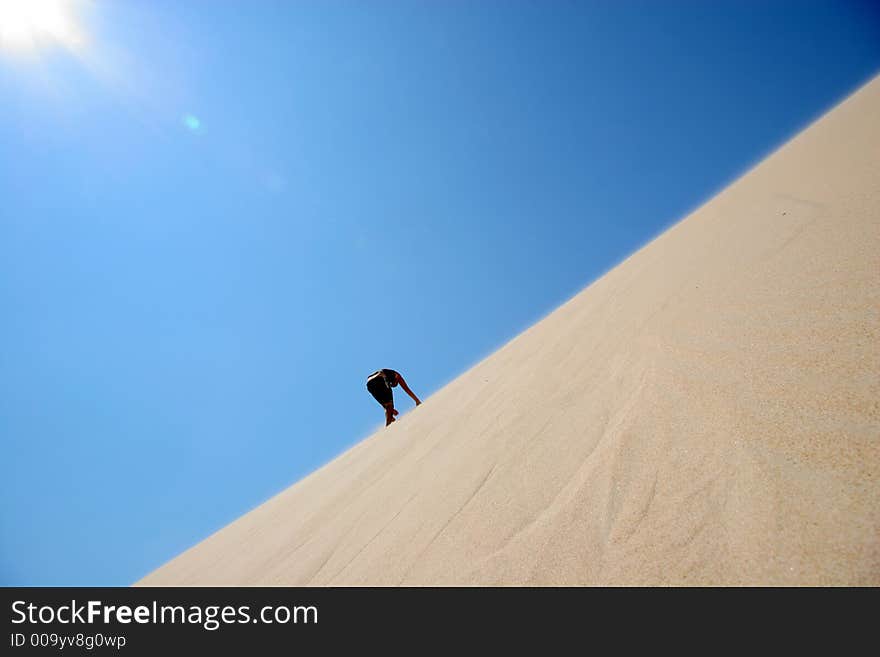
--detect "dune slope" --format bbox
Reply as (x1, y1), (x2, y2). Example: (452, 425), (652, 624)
(138, 75), (879, 586)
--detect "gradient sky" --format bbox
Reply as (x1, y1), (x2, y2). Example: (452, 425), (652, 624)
(1, 1), (878, 586)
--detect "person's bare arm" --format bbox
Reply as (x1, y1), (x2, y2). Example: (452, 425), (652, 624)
(396, 374), (421, 406)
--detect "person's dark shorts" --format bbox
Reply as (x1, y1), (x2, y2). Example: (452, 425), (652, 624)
(367, 374), (393, 407)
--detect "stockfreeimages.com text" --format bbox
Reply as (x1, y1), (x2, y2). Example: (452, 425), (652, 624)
(11, 600), (317, 631)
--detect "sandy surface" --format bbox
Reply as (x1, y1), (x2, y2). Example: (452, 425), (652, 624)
(138, 75), (879, 586)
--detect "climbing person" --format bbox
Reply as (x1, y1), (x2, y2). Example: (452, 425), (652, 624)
(366, 368), (421, 426)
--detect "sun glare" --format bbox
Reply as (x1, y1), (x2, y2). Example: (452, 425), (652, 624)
(0, 0), (86, 53)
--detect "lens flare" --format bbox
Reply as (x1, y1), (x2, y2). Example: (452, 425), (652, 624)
(183, 114), (202, 133)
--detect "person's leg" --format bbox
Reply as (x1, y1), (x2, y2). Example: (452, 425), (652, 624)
(368, 375), (399, 426)
(384, 403), (396, 425)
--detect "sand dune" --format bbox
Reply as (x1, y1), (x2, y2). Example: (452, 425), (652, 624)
(138, 74), (879, 586)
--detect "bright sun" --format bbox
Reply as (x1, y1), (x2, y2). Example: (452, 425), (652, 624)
(0, 0), (86, 52)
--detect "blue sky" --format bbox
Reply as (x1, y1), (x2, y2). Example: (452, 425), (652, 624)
(1, 1), (878, 586)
